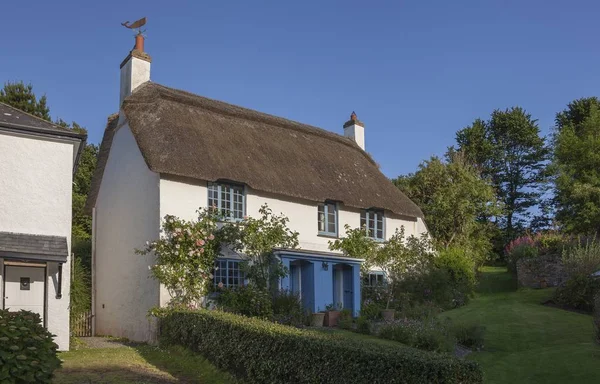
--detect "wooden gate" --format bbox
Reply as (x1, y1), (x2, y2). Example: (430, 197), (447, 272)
(71, 310), (93, 337)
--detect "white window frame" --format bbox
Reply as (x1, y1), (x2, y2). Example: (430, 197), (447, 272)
(318, 202), (338, 237)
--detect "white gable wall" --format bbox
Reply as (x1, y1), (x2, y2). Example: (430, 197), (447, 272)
(0, 130), (74, 350)
(93, 118), (160, 342)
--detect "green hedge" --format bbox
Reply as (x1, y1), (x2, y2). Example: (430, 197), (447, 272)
(159, 309), (482, 384)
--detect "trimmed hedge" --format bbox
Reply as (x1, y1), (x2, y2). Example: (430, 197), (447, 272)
(159, 309), (483, 383)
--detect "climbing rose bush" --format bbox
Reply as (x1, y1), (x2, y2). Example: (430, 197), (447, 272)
(137, 208), (222, 307)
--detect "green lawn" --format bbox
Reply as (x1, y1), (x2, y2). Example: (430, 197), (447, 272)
(443, 266), (600, 384)
(55, 343), (236, 383)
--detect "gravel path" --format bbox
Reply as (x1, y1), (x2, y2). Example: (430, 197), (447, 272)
(77, 337), (134, 349)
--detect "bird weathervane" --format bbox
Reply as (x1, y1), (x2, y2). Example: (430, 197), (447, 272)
(121, 17), (147, 35)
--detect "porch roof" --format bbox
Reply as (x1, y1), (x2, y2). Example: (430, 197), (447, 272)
(0, 232), (68, 263)
(273, 248), (364, 263)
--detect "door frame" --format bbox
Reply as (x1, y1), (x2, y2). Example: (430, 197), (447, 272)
(2, 262), (47, 327)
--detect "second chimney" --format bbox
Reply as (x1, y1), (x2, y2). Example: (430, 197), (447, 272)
(119, 33), (152, 107)
(343, 111), (365, 150)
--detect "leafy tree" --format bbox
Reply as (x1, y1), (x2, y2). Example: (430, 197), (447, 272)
(393, 150), (499, 265)
(552, 97), (600, 234)
(56, 119), (98, 242)
(225, 205), (299, 291)
(0, 81), (50, 120)
(456, 107), (549, 243)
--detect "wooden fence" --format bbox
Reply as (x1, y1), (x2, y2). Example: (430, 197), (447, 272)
(71, 310), (93, 337)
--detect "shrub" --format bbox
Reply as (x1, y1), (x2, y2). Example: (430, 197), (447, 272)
(379, 318), (455, 353)
(554, 273), (600, 312)
(215, 285), (273, 318)
(434, 247), (476, 307)
(0, 310), (61, 383)
(399, 301), (443, 320)
(271, 290), (304, 326)
(451, 322), (485, 350)
(355, 316), (372, 335)
(360, 300), (383, 320)
(337, 309), (353, 330)
(594, 293), (600, 344)
(562, 237), (600, 277)
(505, 236), (539, 272)
(159, 309), (483, 383)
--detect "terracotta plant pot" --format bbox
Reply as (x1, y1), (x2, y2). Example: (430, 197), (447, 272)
(381, 309), (395, 322)
(324, 310), (340, 327)
(540, 280), (547, 289)
(311, 312), (325, 327)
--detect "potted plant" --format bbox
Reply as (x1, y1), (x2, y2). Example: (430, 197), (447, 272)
(311, 309), (325, 327)
(324, 303), (342, 327)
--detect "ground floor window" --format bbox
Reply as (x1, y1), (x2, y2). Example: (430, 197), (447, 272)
(214, 259), (244, 288)
(363, 271), (385, 287)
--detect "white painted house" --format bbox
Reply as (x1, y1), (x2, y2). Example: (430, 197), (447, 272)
(86, 34), (427, 343)
(0, 104), (85, 351)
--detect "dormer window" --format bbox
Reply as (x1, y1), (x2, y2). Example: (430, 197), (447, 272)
(361, 209), (384, 240)
(318, 202), (338, 237)
(208, 182), (245, 220)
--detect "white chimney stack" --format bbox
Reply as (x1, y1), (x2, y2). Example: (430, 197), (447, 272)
(119, 33), (151, 107)
(343, 111), (365, 150)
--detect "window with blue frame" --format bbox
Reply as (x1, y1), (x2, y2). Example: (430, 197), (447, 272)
(318, 202), (337, 236)
(214, 259), (244, 288)
(208, 182), (245, 220)
(361, 209), (384, 240)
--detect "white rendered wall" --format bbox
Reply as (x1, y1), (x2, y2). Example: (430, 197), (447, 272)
(157, 177), (425, 254)
(0, 130), (75, 350)
(94, 119), (160, 342)
(343, 124), (365, 150)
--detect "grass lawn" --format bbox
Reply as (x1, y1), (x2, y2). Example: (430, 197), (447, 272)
(443, 266), (600, 384)
(55, 343), (236, 383)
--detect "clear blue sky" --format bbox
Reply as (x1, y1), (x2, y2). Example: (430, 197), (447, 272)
(2, 0), (599, 178)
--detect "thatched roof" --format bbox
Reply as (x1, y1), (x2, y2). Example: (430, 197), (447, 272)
(86, 82), (423, 218)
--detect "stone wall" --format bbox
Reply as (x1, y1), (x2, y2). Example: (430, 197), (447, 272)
(516, 255), (567, 288)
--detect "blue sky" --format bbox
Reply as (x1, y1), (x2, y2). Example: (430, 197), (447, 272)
(2, 0), (599, 178)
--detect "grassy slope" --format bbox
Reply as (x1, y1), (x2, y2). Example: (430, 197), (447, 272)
(55, 344), (236, 383)
(443, 267), (600, 384)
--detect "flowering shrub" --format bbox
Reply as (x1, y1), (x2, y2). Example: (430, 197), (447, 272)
(0, 310), (61, 383)
(137, 208), (222, 307)
(505, 235), (538, 272)
(215, 285), (273, 319)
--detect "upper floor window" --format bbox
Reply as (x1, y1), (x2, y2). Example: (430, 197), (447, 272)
(318, 202), (338, 236)
(361, 209), (384, 240)
(363, 271), (385, 287)
(214, 259), (245, 288)
(208, 182), (244, 220)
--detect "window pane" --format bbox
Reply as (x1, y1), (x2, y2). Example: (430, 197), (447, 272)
(360, 211), (366, 231)
(327, 220), (336, 234)
(318, 204), (325, 232)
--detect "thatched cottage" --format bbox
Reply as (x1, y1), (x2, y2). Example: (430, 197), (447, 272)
(86, 33), (427, 342)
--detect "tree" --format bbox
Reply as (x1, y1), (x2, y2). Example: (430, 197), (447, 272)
(552, 97), (600, 234)
(456, 107), (549, 243)
(393, 150), (500, 265)
(56, 120), (98, 242)
(0, 81), (50, 120)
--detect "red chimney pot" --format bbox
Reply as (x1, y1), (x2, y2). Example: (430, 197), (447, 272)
(135, 34), (144, 52)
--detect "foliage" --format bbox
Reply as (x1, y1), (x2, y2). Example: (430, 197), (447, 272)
(398, 301), (443, 320)
(433, 247), (477, 306)
(504, 236), (539, 272)
(215, 285), (273, 319)
(337, 309), (353, 330)
(552, 97), (600, 234)
(271, 290), (305, 326)
(393, 150), (500, 264)
(158, 309), (482, 383)
(593, 293), (600, 345)
(69, 257), (91, 321)
(379, 318), (456, 353)
(136, 208), (222, 307)
(360, 300), (383, 320)
(561, 237), (600, 276)
(328, 224), (378, 262)
(450, 323), (485, 350)
(355, 316), (372, 335)
(554, 274), (600, 312)
(456, 107), (549, 244)
(0, 81), (50, 120)
(224, 204), (299, 291)
(0, 310), (61, 383)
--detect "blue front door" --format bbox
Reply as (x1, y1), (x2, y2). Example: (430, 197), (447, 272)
(343, 266), (353, 310)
